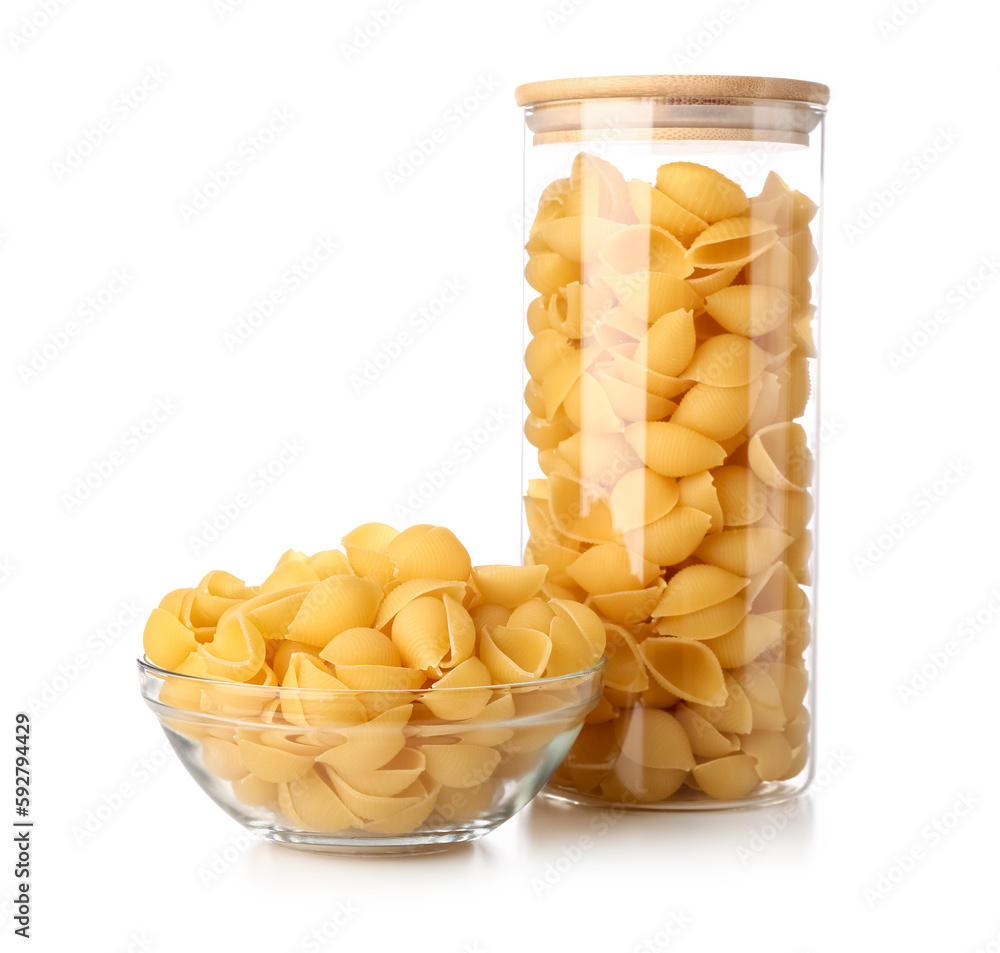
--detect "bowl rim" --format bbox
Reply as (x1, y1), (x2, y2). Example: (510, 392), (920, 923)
(136, 654), (606, 697)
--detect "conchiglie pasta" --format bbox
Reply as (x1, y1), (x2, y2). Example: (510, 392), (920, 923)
(624, 506), (712, 567)
(566, 542), (660, 595)
(691, 753), (761, 800)
(627, 177), (707, 241)
(537, 216), (627, 262)
(655, 161), (749, 223)
(639, 636), (728, 707)
(694, 527), (794, 577)
(653, 564), (750, 617)
(685, 217), (778, 269)
(613, 707), (695, 770)
(625, 421), (727, 478)
(632, 309), (697, 378)
(598, 224), (692, 278)
(683, 334), (772, 387)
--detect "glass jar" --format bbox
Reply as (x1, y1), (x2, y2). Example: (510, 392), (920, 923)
(516, 75), (828, 808)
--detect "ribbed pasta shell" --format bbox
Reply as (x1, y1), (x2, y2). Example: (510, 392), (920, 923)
(625, 421), (726, 478)
(614, 707), (695, 770)
(216, 582), (315, 629)
(683, 334), (772, 387)
(609, 467), (680, 532)
(325, 771), (430, 823)
(609, 757), (687, 803)
(374, 579), (466, 630)
(653, 564), (749, 616)
(190, 589), (242, 628)
(420, 743), (502, 788)
(287, 575), (382, 648)
(627, 177), (708, 241)
(596, 370), (677, 422)
(277, 770), (360, 832)
(480, 625), (552, 683)
(589, 582), (664, 625)
(689, 673), (752, 733)
(319, 627), (400, 667)
(538, 216), (627, 262)
(557, 431), (642, 482)
(624, 506), (712, 566)
(361, 781), (441, 835)
(655, 162), (748, 223)
(541, 346), (599, 418)
(471, 564), (548, 608)
(271, 641), (322, 682)
(654, 594), (749, 640)
(143, 608), (198, 670)
(567, 542), (660, 595)
(260, 559), (320, 594)
(232, 774), (278, 809)
(525, 252), (580, 297)
(556, 721), (619, 792)
(694, 527), (794, 577)
(564, 152), (631, 219)
(422, 658), (493, 720)
(639, 636), (728, 707)
(201, 737), (247, 782)
(389, 595), (451, 672)
(686, 217), (778, 269)
(740, 730), (794, 781)
(524, 412), (574, 451)
(708, 614), (785, 667)
(743, 241), (805, 295)
(469, 602), (512, 638)
(687, 265), (741, 298)
(732, 664), (787, 730)
(562, 373), (623, 435)
(306, 549), (353, 580)
(766, 488), (814, 537)
(337, 747), (427, 798)
(387, 525), (472, 584)
(341, 522), (399, 553)
(599, 224), (692, 278)
(280, 655), (367, 727)
(691, 753), (760, 800)
(747, 562), (806, 613)
(525, 328), (573, 383)
(678, 470), (724, 532)
(315, 705), (412, 774)
(244, 589), (310, 640)
(200, 615), (266, 682)
(548, 473), (618, 545)
(601, 625), (648, 694)
(632, 308), (698, 378)
(236, 738), (314, 783)
(544, 616), (598, 677)
(672, 379), (761, 441)
(157, 586), (192, 618)
(672, 704), (739, 759)
(606, 271), (704, 322)
(713, 465), (769, 526)
(525, 542), (579, 588)
(549, 598), (607, 660)
(334, 664), (425, 692)
(610, 344), (693, 400)
(507, 597), (556, 631)
(748, 422), (813, 491)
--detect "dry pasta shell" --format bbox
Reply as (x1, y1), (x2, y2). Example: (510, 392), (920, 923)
(333, 664), (426, 692)
(557, 721), (619, 792)
(244, 589), (310, 640)
(610, 467), (680, 532)
(422, 658), (493, 720)
(567, 542), (660, 595)
(624, 421), (726, 478)
(525, 377), (546, 417)
(671, 379), (760, 441)
(271, 640), (323, 682)
(603, 625), (648, 694)
(610, 756), (687, 803)
(541, 345), (600, 418)
(632, 308), (697, 378)
(740, 730), (794, 781)
(766, 488), (814, 537)
(469, 602), (512, 638)
(691, 753), (760, 800)
(325, 772), (430, 823)
(480, 626), (552, 683)
(538, 216), (627, 262)
(362, 786), (441, 835)
(733, 664), (787, 731)
(143, 608), (198, 670)
(341, 522), (399, 552)
(307, 549), (353, 580)
(546, 616), (599, 676)
(747, 562), (806, 613)
(524, 328), (574, 382)
(596, 369), (678, 422)
(707, 614), (785, 667)
(705, 283), (799, 338)
(337, 747), (427, 798)
(557, 430), (642, 482)
(624, 506), (712, 566)
(694, 527), (794, 577)
(672, 704), (739, 759)
(655, 161), (748, 223)
(216, 582), (315, 629)
(419, 742), (502, 788)
(606, 271), (704, 322)
(525, 252), (580, 297)
(471, 564), (548, 608)
(343, 546), (395, 588)
(201, 737), (248, 782)
(388, 525), (472, 584)
(315, 705), (412, 774)
(525, 542), (579, 588)
(548, 598), (607, 660)
(259, 558), (320, 594)
(653, 564), (749, 616)
(743, 242), (805, 297)
(683, 334), (772, 387)
(374, 579), (467, 630)
(236, 738), (314, 783)
(232, 774), (278, 808)
(653, 594), (749, 640)
(278, 770), (361, 832)
(548, 472), (619, 545)
(564, 152), (631, 219)
(562, 372), (623, 435)
(627, 177), (708, 241)
(689, 673), (752, 733)
(613, 706), (695, 770)
(713, 465), (769, 527)
(687, 265), (741, 298)
(287, 575), (382, 648)
(507, 597), (556, 632)
(199, 614), (266, 682)
(598, 224), (692, 278)
(678, 469), (724, 533)
(525, 412), (574, 451)
(157, 586), (192, 618)
(280, 655), (368, 727)
(747, 422), (813, 491)
(589, 582), (664, 625)
(319, 627), (400, 668)
(389, 596), (451, 673)
(686, 217), (778, 269)
(639, 679), (681, 709)
(610, 344), (693, 400)
(639, 637), (727, 707)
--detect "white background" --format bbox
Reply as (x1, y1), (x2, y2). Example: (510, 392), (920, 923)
(3, 0), (999, 950)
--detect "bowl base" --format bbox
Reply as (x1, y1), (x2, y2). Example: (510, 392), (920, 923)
(257, 826), (490, 855)
(542, 779), (809, 812)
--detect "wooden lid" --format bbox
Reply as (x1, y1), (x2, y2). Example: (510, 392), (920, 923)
(515, 74), (830, 108)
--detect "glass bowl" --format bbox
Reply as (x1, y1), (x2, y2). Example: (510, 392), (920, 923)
(138, 656), (604, 854)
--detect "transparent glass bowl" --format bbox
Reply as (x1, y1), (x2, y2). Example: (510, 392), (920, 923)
(138, 657), (604, 854)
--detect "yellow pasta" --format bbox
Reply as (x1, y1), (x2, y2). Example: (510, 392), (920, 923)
(319, 627), (401, 668)
(624, 506), (713, 566)
(287, 575), (382, 648)
(337, 748), (428, 798)
(143, 608), (198, 671)
(480, 626), (552, 683)
(537, 216), (627, 262)
(625, 421), (727, 478)
(525, 252), (580, 297)
(610, 344), (693, 400)
(747, 422), (813, 491)
(653, 564), (750, 617)
(471, 564), (548, 608)
(694, 527), (794, 577)
(740, 730), (794, 781)
(387, 524), (472, 584)
(689, 673), (753, 733)
(631, 308), (697, 378)
(713, 465), (769, 527)
(605, 271), (704, 322)
(686, 217), (778, 270)
(707, 614), (785, 668)
(613, 707), (695, 771)
(677, 470), (724, 532)
(373, 579), (467, 630)
(671, 704), (739, 759)
(653, 595), (748, 640)
(199, 614), (265, 682)
(420, 743), (503, 789)
(683, 333), (772, 387)
(599, 224), (692, 278)
(316, 705), (412, 774)
(691, 753), (761, 800)
(422, 658), (493, 720)
(566, 542), (660, 595)
(655, 161), (749, 222)
(687, 264), (741, 298)
(596, 369), (678, 422)
(627, 177), (708, 241)
(639, 636), (727, 706)
(278, 771), (360, 832)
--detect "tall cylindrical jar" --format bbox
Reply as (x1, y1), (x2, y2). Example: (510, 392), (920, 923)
(516, 75), (828, 808)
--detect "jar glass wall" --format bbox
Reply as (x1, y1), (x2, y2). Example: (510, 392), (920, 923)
(517, 75), (828, 808)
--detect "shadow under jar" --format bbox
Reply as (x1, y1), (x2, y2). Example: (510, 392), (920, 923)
(516, 74), (828, 809)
